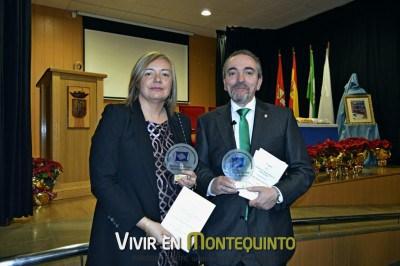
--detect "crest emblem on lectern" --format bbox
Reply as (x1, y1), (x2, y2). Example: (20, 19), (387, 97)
(70, 91), (89, 118)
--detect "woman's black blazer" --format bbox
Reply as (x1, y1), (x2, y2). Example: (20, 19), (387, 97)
(86, 102), (192, 266)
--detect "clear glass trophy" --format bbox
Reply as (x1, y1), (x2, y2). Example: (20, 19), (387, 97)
(222, 149), (253, 188)
(165, 143), (198, 182)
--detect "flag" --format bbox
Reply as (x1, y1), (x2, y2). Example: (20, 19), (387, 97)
(274, 52), (285, 107)
(306, 47), (316, 118)
(318, 45), (334, 123)
(289, 49), (299, 117)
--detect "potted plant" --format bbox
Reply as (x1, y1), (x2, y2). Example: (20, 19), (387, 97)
(369, 139), (392, 166)
(32, 158), (63, 205)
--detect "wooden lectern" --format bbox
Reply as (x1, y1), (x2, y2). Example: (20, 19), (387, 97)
(36, 68), (107, 199)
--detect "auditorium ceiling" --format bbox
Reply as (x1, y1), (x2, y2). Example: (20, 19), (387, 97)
(31, 0), (353, 37)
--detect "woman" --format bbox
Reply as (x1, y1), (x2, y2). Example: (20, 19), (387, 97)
(87, 52), (197, 265)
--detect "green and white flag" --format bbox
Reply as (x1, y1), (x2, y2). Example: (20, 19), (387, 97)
(306, 47), (316, 118)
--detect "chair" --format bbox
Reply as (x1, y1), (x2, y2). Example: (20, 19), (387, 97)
(178, 105), (206, 145)
(178, 105), (206, 131)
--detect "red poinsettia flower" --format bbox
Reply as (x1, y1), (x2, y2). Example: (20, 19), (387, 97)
(369, 139), (392, 150)
(338, 137), (370, 154)
(32, 158), (63, 204)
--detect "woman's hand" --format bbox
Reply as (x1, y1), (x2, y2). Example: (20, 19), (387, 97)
(136, 217), (172, 244)
(175, 170), (197, 189)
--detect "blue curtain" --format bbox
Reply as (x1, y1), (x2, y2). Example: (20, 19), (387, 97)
(0, 0), (32, 225)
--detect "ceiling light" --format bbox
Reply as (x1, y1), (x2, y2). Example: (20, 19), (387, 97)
(201, 9), (212, 16)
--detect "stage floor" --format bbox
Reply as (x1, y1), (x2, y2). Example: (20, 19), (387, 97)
(1, 174), (400, 265)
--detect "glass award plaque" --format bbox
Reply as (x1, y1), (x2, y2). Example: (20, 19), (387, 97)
(222, 149), (253, 182)
(165, 143), (198, 176)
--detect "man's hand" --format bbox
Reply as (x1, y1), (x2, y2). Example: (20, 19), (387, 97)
(211, 176), (237, 195)
(247, 186), (278, 210)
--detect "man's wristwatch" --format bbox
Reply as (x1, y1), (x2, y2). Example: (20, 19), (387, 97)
(272, 186), (283, 204)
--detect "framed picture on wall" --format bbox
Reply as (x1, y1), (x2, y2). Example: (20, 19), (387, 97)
(344, 94), (375, 124)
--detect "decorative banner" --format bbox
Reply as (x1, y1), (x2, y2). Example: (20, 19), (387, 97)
(68, 86), (90, 128)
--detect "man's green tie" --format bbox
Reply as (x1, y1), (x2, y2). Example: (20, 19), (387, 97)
(237, 108), (251, 222)
(237, 108), (251, 152)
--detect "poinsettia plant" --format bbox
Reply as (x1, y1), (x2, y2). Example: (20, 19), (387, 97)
(307, 139), (342, 163)
(307, 138), (392, 175)
(32, 158), (63, 205)
(369, 139), (392, 150)
(338, 137), (370, 154)
(369, 139), (392, 166)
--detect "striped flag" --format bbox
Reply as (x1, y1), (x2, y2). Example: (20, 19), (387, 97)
(318, 44), (334, 123)
(306, 47), (316, 118)
(289, 49), (299, 117)
(274, 52), (286, 107)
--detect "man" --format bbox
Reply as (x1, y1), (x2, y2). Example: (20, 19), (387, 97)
(195, 50), (315, 266)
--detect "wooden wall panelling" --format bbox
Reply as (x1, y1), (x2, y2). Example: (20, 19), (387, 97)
(294, 168), (400, 206)
(289, 230), (400, 266)
(31, 5), (83, 157)
(188, 35), (216, 108)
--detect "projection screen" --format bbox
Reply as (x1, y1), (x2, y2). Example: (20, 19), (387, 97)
(84, 26), (188, 102)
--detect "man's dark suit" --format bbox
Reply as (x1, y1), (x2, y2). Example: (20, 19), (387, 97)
(195, 99), (315, 266)
(87, 102), (192, 266)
